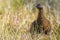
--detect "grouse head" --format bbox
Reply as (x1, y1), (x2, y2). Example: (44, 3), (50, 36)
(36, 4), (43, 10)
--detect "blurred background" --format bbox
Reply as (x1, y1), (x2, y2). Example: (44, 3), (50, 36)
(0, 0), (60, 40)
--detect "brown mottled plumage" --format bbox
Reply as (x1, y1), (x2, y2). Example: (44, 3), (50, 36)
(30, 4), (51, 35)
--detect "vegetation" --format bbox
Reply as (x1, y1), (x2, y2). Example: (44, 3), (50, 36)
(0, 0), (60, 40)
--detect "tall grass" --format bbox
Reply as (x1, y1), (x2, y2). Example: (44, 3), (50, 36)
(0, 0), (60, 40)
